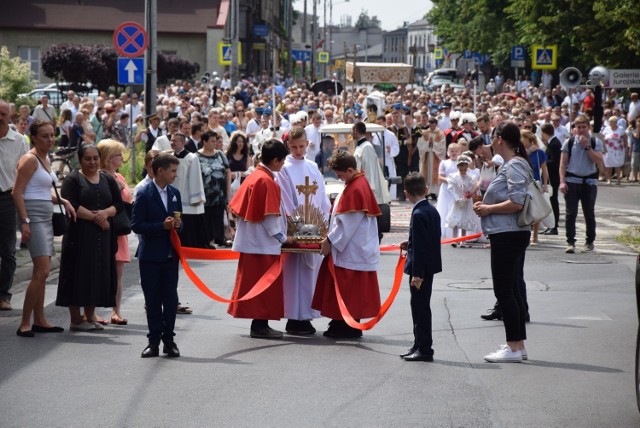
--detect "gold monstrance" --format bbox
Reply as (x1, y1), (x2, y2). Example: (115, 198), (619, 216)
(286, 176), (328, 244)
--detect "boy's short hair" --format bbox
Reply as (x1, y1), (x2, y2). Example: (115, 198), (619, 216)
(327, 150), (357, 172)
(288, 125), (306, 141)
(261, 139), (289, 165)
(151, 152), (180, 175)
(404, 172), (427, 197)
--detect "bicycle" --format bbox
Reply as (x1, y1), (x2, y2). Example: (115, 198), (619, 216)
(48, 147), (77, 182)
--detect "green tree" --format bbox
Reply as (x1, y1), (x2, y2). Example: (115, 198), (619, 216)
(0, 46), (35, 102)
(429, 0), (640, 70)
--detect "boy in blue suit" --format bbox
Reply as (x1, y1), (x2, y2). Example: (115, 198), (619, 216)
(400, 173), (442, 362)
(131, 153), (183, 358)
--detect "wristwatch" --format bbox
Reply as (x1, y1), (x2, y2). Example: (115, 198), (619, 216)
(20, 218), (30, 225)
(584, 145), (591, 151)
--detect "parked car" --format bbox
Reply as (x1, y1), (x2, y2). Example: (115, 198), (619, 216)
(21, 88), (65, 108)
(427, 76), (465, 92)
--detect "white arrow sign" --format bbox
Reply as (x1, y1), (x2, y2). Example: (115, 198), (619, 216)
(124, 60), (138, 82)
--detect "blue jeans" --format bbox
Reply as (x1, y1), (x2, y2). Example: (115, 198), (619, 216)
(564, 182), (597, 245)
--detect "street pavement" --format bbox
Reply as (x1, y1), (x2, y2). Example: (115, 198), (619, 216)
(1, 182), (639, 426)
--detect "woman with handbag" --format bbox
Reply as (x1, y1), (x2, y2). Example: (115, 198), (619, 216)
(473, 122), (533, 363)
(55, 144), (122, 331)
(12, 120), (76, 337)
(97, 139), (133, 325)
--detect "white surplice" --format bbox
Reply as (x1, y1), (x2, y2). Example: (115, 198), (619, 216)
(354, 139), (391, 204)
(277, 156), (331, 320)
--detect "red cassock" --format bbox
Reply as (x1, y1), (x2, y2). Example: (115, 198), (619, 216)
(227, 165), (284, 320)
(312, 173), (381, 320)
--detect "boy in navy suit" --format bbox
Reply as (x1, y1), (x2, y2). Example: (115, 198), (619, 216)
(131, 153), (183, 358)
(400, 173), (442, 362)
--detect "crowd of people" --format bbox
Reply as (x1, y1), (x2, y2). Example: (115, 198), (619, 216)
(1, 68), (639, 362)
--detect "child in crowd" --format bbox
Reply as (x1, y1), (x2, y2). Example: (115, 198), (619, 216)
(436, 142), (461, 238)
(445, 156), (478, 245)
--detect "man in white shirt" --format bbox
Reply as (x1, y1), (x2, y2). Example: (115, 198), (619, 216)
(0, 100), (28, 310)
(32, 96), (57, 124)
(59, 90), (77, 118)
(125, 93), (143, 122)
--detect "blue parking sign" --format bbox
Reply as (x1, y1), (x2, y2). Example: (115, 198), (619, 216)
(117, 57), (144, 85)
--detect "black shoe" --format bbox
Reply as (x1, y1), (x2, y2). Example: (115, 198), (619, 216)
(542, 228), (558, 235)
(286, 319), (316, 335)
(32, 324), (64, 333)
(400, 347), (417, 358)
(480, 308), (502, 321)
(162, 341), (180, 358)
(403, 350), (434, 362)
(141, 344), (159, 358)
(16, 328), (35, 337)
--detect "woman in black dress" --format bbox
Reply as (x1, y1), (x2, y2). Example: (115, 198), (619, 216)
(226, 131), (252, 179)
(56, 144), (122, 331)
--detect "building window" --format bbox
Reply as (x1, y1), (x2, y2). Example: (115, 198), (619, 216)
(18, 47), (40, 81)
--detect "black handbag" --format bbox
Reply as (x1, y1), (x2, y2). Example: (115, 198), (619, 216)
(34, 154), (68, 236)
(112, 202), (132, 236)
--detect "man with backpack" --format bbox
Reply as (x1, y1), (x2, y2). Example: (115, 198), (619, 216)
(559, 115), (604, 254)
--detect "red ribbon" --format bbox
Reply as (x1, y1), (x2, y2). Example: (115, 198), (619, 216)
(170, 229), (282, 303)
(170, 229), (486, 330)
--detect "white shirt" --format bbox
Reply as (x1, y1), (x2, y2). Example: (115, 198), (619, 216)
(304, 124), (321, 161)
(153, 180), (168, 211)
(0, 128), (28, 191)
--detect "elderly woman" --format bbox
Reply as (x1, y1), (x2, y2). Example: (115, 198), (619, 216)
(56, 144), (122, 331)
(97, 139), (133, 325)
(473, 122), (533, 363)
(12, 121), (76, 336)
(198, 130), (231, 248)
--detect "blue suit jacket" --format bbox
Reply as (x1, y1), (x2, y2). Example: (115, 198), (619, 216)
(131, 180), (182, 262)
(404, 199), (442, 278)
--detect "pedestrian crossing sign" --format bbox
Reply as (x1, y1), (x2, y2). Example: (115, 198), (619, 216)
(434, 48), (443, 60)
(531, 45), (557, 70)
(218, 42), (242, 65)
(318, 51), (329, 63)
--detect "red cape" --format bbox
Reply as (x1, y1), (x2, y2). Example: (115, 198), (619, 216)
(229, 165), (281, 222)
(335, 172), (381, 216)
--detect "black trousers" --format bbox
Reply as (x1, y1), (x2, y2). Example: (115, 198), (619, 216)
(140, 258), (179, 345)
(489, 231), (530, 342)
(410, 274), (434, 355)
(0, 192), (16, 301)
(564, 182), (597, 245)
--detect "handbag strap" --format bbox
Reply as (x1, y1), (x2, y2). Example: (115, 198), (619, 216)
(32, 153), (65, 213)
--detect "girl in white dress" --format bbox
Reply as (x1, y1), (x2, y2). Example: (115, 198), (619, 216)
(436, 143), (461, 239)
(602, 116), (627, 185)
(445, 156), (479, 242)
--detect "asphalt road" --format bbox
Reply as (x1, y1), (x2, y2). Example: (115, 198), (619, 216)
(1, 185), (639, 427)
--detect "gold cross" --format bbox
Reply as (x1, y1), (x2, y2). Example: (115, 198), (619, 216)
(296, 176), (318, 224)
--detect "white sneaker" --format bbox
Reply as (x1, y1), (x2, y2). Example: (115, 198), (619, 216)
(484, 345), (522, 363)
(492, 344), (527, 360)
(565, 244), (575, 254)
(70, 321), (96, 331)
(583, 243), (594, 252)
